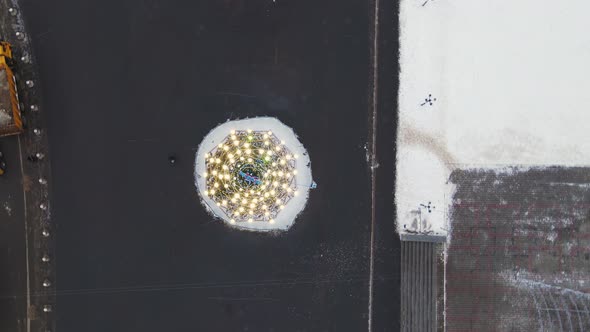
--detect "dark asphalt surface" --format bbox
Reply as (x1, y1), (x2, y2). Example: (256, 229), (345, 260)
(1, 3), (35, 331)
(20, 0), (399, 331)
(0, 135), (26, 332)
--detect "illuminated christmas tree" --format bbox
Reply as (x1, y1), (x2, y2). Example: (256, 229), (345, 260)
(201, 129), (300, 224)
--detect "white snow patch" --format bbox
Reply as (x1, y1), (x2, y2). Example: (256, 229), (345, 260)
(500, 270), (590, 300)
(0, 108), (11, 126)
(516, 216), (574, 226)
(547, 182), (590, 188)
(3, 201), (11, 216)
(194, 117), (312, 232)
(397, 0), (590, 235)
(396, 146), (452, 235)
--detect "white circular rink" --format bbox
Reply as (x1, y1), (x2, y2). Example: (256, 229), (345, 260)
(194, 117), (313, 231)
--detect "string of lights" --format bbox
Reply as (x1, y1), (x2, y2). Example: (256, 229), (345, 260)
(202, 129), (300, 224)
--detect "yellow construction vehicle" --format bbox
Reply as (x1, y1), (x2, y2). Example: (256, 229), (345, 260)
(0, 41), (23, 137)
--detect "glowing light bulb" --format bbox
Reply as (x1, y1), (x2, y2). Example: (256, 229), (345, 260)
(270, 190), (276, 195)
(224, 184), (229, 188)
(294, 191), (299, 196)
(272, 162), (277, 167)
(223, 146), (229, 151)
(239, 207), (245, 212)
(267, 131), (272, 135)
(240, 157), (245, 161)
(262, 205), (268, 210)
(205, 153), (210, 158)
(281, 140), (285, 145)
(231, 198), (236, 203)
(264, 141), (270, 146)
(281, 183), (287, 189)
(263, 134), (269, 139)
(273, 181), (279, 187)
(234, 211), (239, 216)
(249, 210), (254, 215)
(266, 150), (273, 155)
(269, 219), (275, 224)
(222, 165), (228, 170)
(280, 205), (285, 210)
(278, 171), (284, 177)
(265, 211), (270, 216)
(248, 218), (253, 223)
(280, 159), (286, 165)
(242, 199), (248, 205)
(275, 146), (281, 151)
(287, 188), (292, 193)
(225, 174), (230, 180)
(209, 158), (215, 163)
(293, 170), (298, 175)
(249, 203), (255, 208)
(228, 154), (234, 159)
(203, 172), (208, 177)
(244, 143), (250, 148)
(214, 183), (219, 188)
(258, 149), (264, 154)
(234, 193), (240, 199)
(265, 156), (271, 161)
(204, 190), (209, 196)
(294, 154), (299, 159)
(210, 189), (216, 195)
(230, 130), (236, 135)
(222, 200), (228, 206)
(233, 140), (239, 146)
(247, 129), (253, 133)
(215, 158), (221, 164)
(230, 219), (235, 224)
(275, 199), (281, 204)
(264, 192), (269, 198)
(230, 158), (235, 163)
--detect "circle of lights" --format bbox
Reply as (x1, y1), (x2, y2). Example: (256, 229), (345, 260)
(195, 118), (312, 231)
(203, 129), (298, 224)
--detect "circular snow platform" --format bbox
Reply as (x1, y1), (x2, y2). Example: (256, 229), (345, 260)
(195, 118), (313, 231)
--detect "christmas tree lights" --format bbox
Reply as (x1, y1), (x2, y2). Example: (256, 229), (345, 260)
(201, 129), (299, 223)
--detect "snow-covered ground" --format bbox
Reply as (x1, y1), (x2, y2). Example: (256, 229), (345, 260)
(398, 0), (590, 235)
(195, 118), (313, 232)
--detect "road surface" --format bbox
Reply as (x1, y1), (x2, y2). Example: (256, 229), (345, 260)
(20, 0), (400, 330)
(0, 135), (26, 332)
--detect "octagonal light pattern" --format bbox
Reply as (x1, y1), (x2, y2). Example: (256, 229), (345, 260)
(202, 129), (300, 224)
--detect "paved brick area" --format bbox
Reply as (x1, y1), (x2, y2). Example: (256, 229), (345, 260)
(446, 167), (590, 332)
